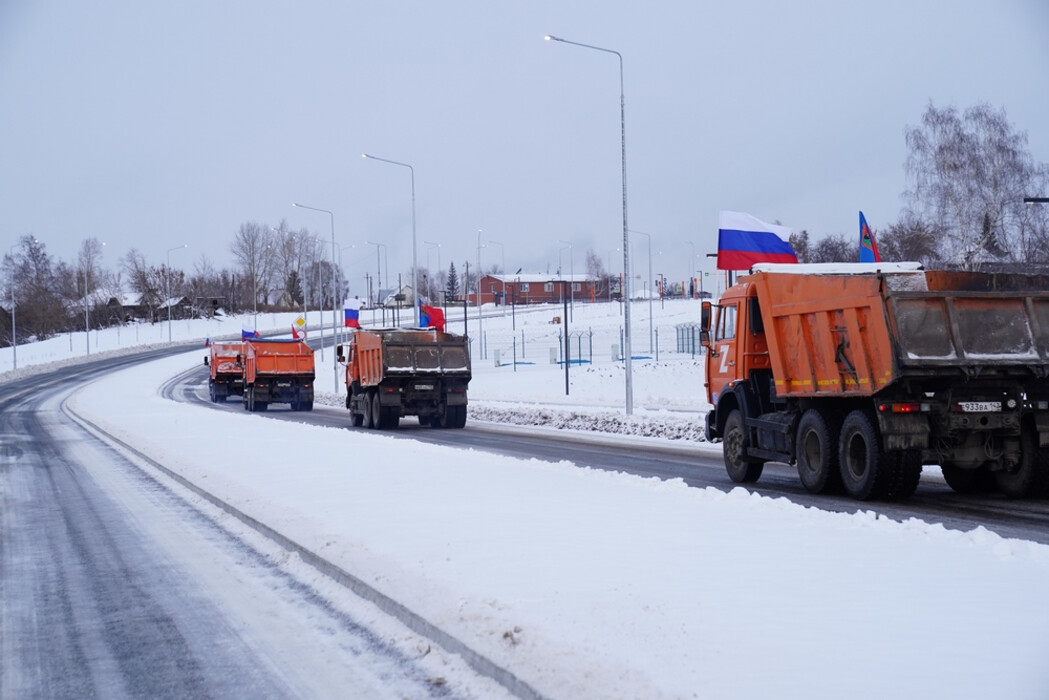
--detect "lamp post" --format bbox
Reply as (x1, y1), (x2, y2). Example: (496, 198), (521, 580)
(366, 241), (388, 311)
(425, 240), (441, 300)
(558, 239), (574, 321)
(630, 230), (654, 352)
(686, 241), (695, 299)
(165, 244), (186, 343)
(7, 243), (17, 370)
(546, 33), (633, 414)
(83, 240), (105, 355)
(362, 153), (419, 327)
(488, 238), (506, 315)
(476, 230), (485, 350)
(292, 202), (339, 393)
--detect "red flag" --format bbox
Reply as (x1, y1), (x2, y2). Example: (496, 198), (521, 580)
(421, 304), (445, 332)
(291, 325), (301, 339)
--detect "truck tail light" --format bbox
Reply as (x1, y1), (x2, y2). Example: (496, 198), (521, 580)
(879, 402), (922, 414)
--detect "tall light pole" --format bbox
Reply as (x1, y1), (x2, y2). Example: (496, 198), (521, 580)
(546, 33), (633, 414)
(559, 239), (574, 321)
(362, 153), (419, 327)
(686, 241), (695, 298)
(476, 230), (484, 346)
(425, 240), (441, 299)
(83, 240), (105, 355)
(165, 244), (186, 343)
(292, 202), (339, 393)
(488, 238), (506, 315)
(7, 243), (17, 370)
(630, 230), (654, 352)
(366, 241), (388, 309)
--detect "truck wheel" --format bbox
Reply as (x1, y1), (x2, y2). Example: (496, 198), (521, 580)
(302, 400), (313, 412)
(940, 465), (996, 494)
(371, 392), (386, 429)
(361, 391), (374, 429)
(796, 409), (841, 494)
(838, 410), (893, 500)
(454, 405), (467, 429)
(995, 425), (1049, 498)
(382, 408), (399, 429)
(883, 450), (922, 501)
(723, 410), (763, 483)
(209, 383), (218, 403)
(247, 387), (256, 412)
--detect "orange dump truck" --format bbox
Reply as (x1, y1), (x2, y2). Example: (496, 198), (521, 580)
(204, 341), (245, 402)
(701, 263), (1049, 501)
(239, 338), (315, 412)
(337, 328), (471, 429)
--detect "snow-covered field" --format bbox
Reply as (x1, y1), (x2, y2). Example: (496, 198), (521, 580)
(6, 303), (1049, 699)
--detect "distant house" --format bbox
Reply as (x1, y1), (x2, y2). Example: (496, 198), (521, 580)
(475, 274), (596, 306)
(378, 285), (415, 308)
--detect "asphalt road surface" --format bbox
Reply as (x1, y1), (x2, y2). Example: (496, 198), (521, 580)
(0, 351), (483, 699)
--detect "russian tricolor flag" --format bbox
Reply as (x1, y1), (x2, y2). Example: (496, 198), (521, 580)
(344, 298), (361, 328)
(241, 325), (259, 340)
(716, 211), (797, 270)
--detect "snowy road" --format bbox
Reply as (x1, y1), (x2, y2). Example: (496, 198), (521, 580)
(0, 355), (496, 699)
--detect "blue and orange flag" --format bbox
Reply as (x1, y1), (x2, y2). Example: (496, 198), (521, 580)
(860, 211), (881, 263)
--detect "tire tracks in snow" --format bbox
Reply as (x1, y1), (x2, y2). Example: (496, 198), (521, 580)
(63, 365), (547, 700)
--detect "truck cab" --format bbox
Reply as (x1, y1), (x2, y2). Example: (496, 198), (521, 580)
(701, 282), (773, 443)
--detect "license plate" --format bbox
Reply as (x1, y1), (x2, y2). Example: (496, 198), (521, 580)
(957, 401), (1001, 413)
(416, 384), (434, 391)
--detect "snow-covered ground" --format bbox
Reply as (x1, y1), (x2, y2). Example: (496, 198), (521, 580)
(7, 304), (1049, 699)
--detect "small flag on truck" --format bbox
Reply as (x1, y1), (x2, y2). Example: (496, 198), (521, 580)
(860, 211), (881, 263)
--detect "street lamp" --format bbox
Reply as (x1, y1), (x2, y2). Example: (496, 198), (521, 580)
(559, 239), (574, 321)
(630, 230), (654, 352)
(292, 202), (339, 394)
(362, 153), (419, 326)
(6, 243), (18, 370)
(488, 238), (506, 315)
(425, 240), (441, 299)
(546, 33), (633, 414)
(365, 241), (388, 310)
(166, 244), (187, 343)
(83, 240), (106, 355)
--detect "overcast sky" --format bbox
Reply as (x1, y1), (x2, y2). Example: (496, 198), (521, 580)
(2, 0), (1047, 295)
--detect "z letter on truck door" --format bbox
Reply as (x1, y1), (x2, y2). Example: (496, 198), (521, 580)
(707, 302), (739, 404)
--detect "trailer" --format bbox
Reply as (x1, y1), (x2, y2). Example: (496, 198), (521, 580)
(701, 263), (1049, 500)
(337, 328), (472, 429)
(239, 338), (315, 412)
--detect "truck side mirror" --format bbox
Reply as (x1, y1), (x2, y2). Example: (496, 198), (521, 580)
(700, 301), (712, 333)
(203, 356), (209, 366)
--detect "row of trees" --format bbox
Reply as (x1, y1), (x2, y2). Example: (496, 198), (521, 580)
(792, 102), (1049, 266)
(3, 103), (1045, 346)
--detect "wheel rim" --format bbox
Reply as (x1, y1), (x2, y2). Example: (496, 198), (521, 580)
(844, 430), (868, 481)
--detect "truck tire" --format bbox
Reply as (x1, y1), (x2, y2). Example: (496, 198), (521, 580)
(382, 408), (399, 429)
(940, 464), (996, 494)
(361, 391), (374, 429)
(796, 409), (841, 494)
(209, 383), (218, 403)
(883, 449), (922, 501)
(838, 410), (894, 500)
(371, 392), (386, 429)
(246, 387), (256, 412)
(995, 424), (1049, 498)
(723, 410), (763, 483)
